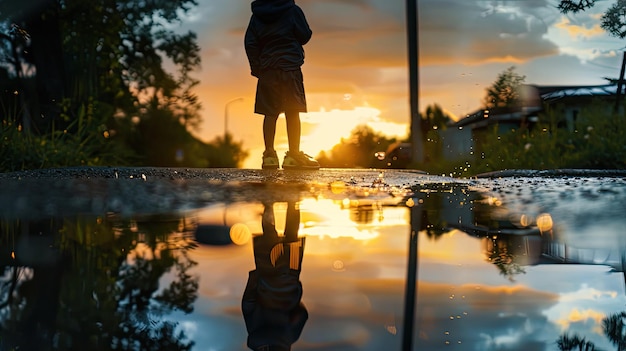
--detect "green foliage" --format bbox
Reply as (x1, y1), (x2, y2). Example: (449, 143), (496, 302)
(420, 104), (452, 164)
(124, 96), (206, 168)
(471, 104), (626, 174)
(556, 310), (626, 350)
(558, 0), (598, 14)
(317, 124), (398, 168)
(557, 333), (599, 351)
(414, 102), (626, 177)
(0, 96), (249, 171)
(483, 66), (526, 110)
(206, 133), (250, 168)
(603, 311), (626, 350)
(0, 0), (243, 172)
(1, 100), (132, 171)
(421, 104), (451, 131)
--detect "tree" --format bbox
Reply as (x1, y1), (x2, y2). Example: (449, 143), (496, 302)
(483, 66), (526, 110)
(556, 333), (598, 351)
(0, 0), (201, 123)
(0, 0), (207, 169)
(421, 104), (451, 132)
(559, 0), (626, 39)
(558, 0), (599, 13)
(419, 104), (452, 163)
(603, 311), (626, 351)
(317, 125), (398, 168)
(127, 95), (212, 167)
(206, 133), (250, 168)
(0, 23), (32, 130)
(556, 311), (626, 351)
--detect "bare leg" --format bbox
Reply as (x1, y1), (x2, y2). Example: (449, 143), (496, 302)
(285, 111), (301, 153)
(261, 202), (278, 240)
(284, 201), (300, 242)
(263, 114), (279, 152)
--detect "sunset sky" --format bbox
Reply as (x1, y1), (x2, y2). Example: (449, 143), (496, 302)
(177, 0), (625, 168)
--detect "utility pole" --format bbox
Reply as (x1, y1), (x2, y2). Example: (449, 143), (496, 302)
(407, 0), (423, 166)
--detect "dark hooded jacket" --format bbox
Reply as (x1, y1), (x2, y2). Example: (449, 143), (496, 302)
(244, 0), (312, 77)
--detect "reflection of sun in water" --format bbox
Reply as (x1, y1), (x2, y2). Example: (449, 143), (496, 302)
(297, 198), (408, 242)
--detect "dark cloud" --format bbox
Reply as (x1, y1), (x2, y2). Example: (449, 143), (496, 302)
(420, 0), (560, 65)
(302, 277), (561, 350)
(300, 0), (374, 10)
(302, 0), (405, 68)
(301, 0), (562, 69)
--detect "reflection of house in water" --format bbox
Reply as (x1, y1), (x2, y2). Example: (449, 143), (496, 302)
(408, 183), (626, 287)
(440, 83), (622, 161)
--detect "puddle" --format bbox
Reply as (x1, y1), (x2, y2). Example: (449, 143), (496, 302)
(1, 172), (626, 350)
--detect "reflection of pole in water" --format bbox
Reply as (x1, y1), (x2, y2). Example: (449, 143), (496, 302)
(403, 197), (421, 350)
(623, 250), (626, 296)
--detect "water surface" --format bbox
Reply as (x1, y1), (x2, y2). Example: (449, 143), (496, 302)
(1, 171), (625, 350)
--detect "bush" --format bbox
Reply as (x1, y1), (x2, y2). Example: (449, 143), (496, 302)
(1, 101), (132, 172)
(416, 103), (626, 177)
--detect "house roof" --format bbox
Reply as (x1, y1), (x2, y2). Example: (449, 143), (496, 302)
(452, 105), (542, 128)
(535, 84), (617, 101)
(451, 83), (619, 129)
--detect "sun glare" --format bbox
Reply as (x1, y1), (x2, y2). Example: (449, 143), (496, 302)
(242, 106), (408, 169)
(302, 107), (381, 152)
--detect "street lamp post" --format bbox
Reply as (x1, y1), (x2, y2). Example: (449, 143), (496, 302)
(224, 97), (244, 138)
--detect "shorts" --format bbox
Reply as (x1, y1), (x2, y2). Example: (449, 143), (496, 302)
(254, 68), (307, 116)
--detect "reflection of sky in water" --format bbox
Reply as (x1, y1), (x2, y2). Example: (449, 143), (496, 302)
(171, 193), (626, 351)
(2, 175), (625, 350)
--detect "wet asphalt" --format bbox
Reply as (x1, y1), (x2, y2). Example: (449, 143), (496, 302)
(1, 166), (625, 222)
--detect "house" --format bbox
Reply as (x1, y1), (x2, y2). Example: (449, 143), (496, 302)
(440, 83), (622, 161)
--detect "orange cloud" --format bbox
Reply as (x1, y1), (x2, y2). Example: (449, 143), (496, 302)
(555, 17), (605, 39)
(555, 308), (606, 331)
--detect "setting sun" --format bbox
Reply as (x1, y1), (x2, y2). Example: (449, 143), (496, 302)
(241, 106), (408, 169)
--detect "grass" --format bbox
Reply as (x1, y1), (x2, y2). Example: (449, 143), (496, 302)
(416, 104), (626, 177)
(1, 100), (131, 172)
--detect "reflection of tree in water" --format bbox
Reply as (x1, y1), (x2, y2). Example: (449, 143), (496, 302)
(484, 236), (526, 282)
(409, 183), (491, 241)
(557, 311), (626, 351)
(557, 333), (597, 351)
(421, 209), (449, 241)
(0, 266), (34, 337)
(0, 215), (198, 350)
(603, 312), (626, 351)
(410, 191), (456, 241)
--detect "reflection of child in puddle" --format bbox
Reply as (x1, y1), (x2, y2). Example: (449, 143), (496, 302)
(242, 201), (307, 351)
